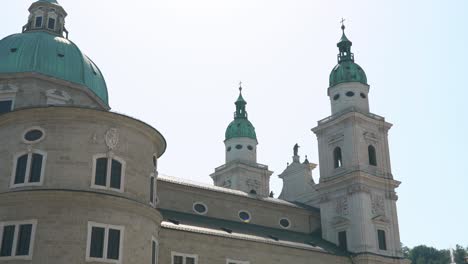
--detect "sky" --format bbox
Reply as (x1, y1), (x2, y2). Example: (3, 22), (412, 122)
(2, 0), (467, 250)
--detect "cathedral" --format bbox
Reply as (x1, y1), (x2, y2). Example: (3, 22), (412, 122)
(0, 1), (409, 264)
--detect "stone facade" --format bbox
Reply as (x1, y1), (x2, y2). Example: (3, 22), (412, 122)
(0, 1), (410, 264)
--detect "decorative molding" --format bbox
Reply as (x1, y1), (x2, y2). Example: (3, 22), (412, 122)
(0, 83), (18, 94)
(347, 183), (370, 195)
(105, 128), (119, 150)
(335, 196), (349, 216)
(386, 191), (398, 201)
(328, 133), (344, 145)
(371, 194), (385, 216)
(331, 216), (350, 227)
(363, 131), (379, 142)
(319, 194), (330, 203)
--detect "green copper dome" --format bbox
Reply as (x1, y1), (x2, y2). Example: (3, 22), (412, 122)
(0, 31), (109, 105)
(329, 26), (367, 87)
(225, 89), (257, 141)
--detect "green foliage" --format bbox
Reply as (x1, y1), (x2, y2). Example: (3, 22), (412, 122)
(403, 244), (468, 264)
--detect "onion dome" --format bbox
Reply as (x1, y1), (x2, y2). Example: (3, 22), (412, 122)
(0, 0), (109, 106)
(225, 86), (257, 141)
(329, 24), (367, 87)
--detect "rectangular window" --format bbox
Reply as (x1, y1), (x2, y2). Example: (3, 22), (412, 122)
(0, 220), (36, 260)
(12, 152), (46, 187)
(92, 156), (125, 192)
(171, 252), (198, 264)
(378, 229), (387, 250)
(151, 237), (158, 264)
(47, 18), (56, 30)
(149, 173), (157, 206)
(35, 17), (43, 28)
(87, 222), (124, 263)
(338, 231), (347, 251)
(0, 100), (12, 114)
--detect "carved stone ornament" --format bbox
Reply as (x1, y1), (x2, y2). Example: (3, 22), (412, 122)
(105, 128), (119, 150)
(371, 194), (385, 215)
(386, 191), (399, 201)
(347, 183), (370, 195)
(246, 179), (261, 189)
(335, 196), (349, 216)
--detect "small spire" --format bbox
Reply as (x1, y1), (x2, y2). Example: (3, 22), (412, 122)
(234, 83), (248, 119)
(336, 18), (354, 63)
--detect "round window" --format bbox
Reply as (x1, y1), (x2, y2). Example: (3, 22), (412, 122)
(279, 218), (291, 229)
(239, 211), (251, 223)
(360, 93), (366, 99)
(235, 144), (243, 150)
(247, 145), (253, 151)
(346, 91), (355, 97)
(333, 94), (340, 101)
(23, 128), (44, 143)
(193, 202), (208, 215)
(227, 146), (232, 152)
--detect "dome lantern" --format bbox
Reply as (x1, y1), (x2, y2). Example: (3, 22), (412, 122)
(23, 0), (69, 38)
(329, 22), (368, 87)
(225, 84), (257, 141)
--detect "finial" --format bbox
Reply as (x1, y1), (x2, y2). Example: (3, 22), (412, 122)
(340, 18), (346, 31)
(239, 81), (243, 93)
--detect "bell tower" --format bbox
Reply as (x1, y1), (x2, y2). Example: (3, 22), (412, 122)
(210, 85), (273, 197)
(312, 24), (409, 264)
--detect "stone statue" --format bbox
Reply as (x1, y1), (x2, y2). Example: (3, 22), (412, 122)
(293, 143), (299, 156)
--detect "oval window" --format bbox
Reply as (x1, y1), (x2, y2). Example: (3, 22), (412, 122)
(346, 91), (355, 97)
(193, 202), (208, 215)
(360, 93), (366, 99)
(279, 218), (291, 229)
(236, 144), (243, 150)
(239, 211), (251, 223)
(247, 145), (253, 151)
(227, 146), (232, 152)
(333, 94), (340, 101)
(24, 129), (44, 142)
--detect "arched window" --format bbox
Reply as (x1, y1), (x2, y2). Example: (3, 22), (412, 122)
(35, 16), (43, 28)
(151, 237), (159, 264)
(92, 155), (125, 192)
(11, 151), (46, 187)
(333, 147), (343, 168)
(368, 145), (377, 166)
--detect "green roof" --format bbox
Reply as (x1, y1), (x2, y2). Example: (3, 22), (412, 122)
(38, 0), (59, 4)
(329, 28), (368, 87)
(0, 31), (109, 106)
(225, 118), (257, 141)
(160, 209), (349, 256)
(329, 60), (367, 87)
(225, 89), (257, 141)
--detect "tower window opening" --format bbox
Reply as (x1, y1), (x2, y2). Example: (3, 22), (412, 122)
(35, 16), (43, 28)
(0, 100), (13, 114)
(247, 145), (253, 151)
(235, 144), (243, 150)
(368, 145), (377, 166)
(92, 156), (125, 192)
(338, 231), (347, 251)
(12, 151), (46, 187)
(360, 93), (366, 99)
(47, 18), (56, 30)
(346, 91), (355, 97)
(333, 147), (343, 168)
(333, 94), (340, 101)
(10, 48), (17, 53)
(377, 229), (387, 250)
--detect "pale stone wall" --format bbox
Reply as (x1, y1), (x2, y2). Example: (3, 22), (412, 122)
(159, 228), (351, 264)
(0, 74), (108, 110)
(224, 137), (257, 163)
(0, 106), (166, 264)
(328, 82), (370, 115)
(0, 191), (161, 264)
(158, 180), (321, 234)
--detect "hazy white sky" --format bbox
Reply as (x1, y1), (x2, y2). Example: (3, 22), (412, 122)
(2, 0), (467, 249)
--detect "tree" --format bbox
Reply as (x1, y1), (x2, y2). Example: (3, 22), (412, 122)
(453, 245), (467, 264)
(409, 245), (450, 264)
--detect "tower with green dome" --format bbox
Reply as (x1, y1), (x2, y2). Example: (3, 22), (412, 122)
(0, 0), (109, 110)
(211, 85), (273, 197)
(327, 24), (370, 115)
